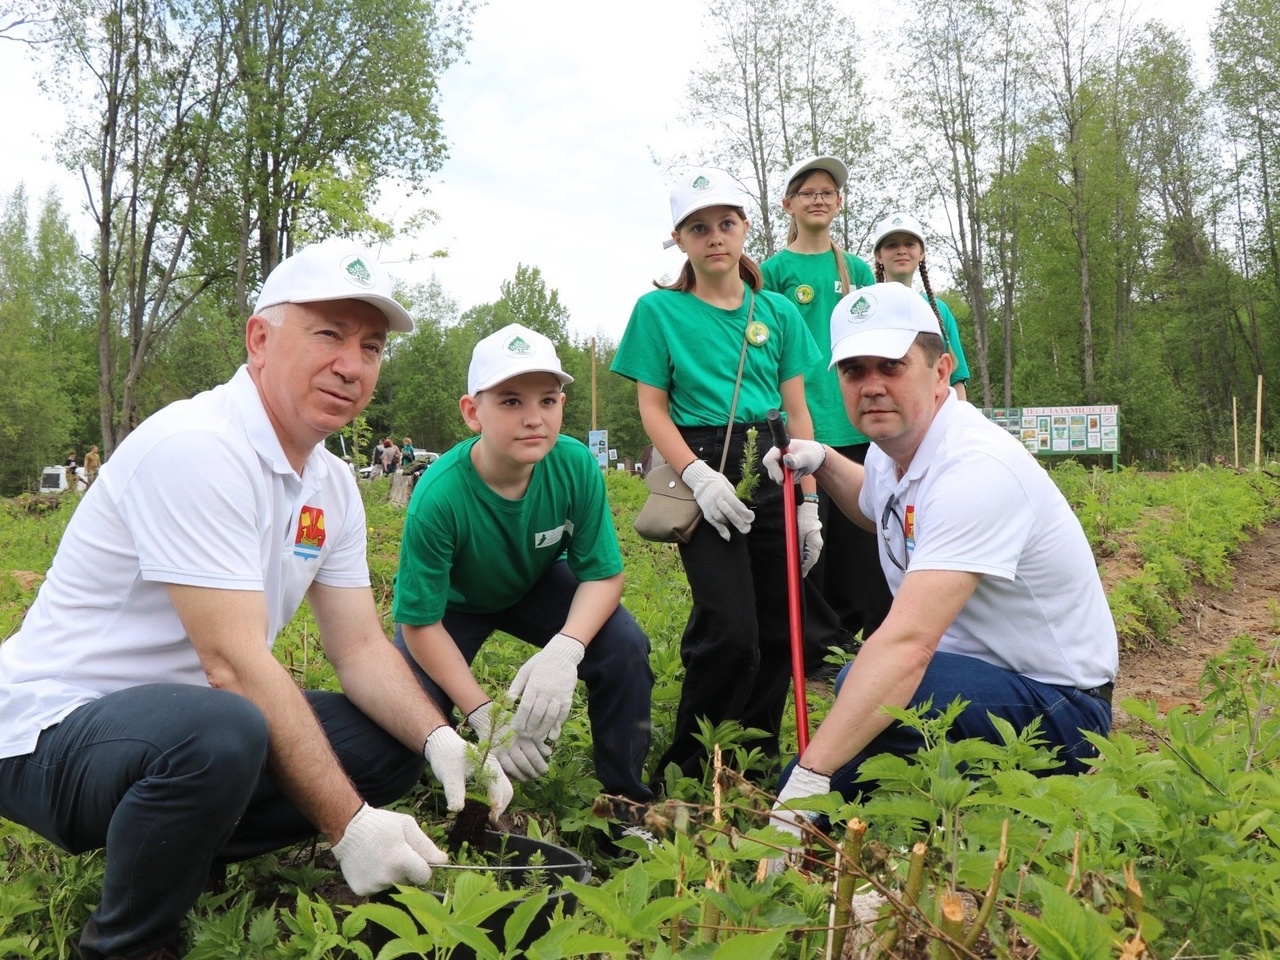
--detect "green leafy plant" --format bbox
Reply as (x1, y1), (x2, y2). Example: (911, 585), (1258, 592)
(734, 427), (760, 502)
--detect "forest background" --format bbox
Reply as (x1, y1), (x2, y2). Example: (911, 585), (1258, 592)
(0, 0), (1277, 496)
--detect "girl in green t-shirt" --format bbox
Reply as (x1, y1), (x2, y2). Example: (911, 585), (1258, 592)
(611, 167), (822, 791)
(762, 157), (888, 673)
(870, 211), (970, 401)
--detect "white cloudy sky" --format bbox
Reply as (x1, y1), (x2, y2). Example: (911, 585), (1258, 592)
(0, 0), (1214, 343)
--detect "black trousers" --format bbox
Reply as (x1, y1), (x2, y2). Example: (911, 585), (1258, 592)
(801, 442), (894, 671)
(0, 684), (423, 959)
(651, 423), (798, 788)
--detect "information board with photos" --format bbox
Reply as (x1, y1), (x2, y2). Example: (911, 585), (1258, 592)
(981, 405), (1120, 467)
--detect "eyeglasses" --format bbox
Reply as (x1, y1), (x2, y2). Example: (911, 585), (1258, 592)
(795, 190), (839, 204)
(880, 495), (909, 572)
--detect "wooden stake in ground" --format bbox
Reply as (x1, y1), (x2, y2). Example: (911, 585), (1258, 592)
(1256, 375), (1264, 468)
(1234, 396), (1239, 469)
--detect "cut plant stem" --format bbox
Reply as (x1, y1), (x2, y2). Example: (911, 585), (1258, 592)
(829, 819), (866, 960)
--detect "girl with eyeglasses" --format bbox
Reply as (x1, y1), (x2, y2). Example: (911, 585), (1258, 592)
(870, 212), (970, 401)
(612, 168), (822, 791)
(761, 157), (890, 666)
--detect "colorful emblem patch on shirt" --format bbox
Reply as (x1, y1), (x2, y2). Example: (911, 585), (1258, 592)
(294, 505), (326, 560)
(794, 284), (814, 304)
(904, 503), (916, 551)
(746, 321), (770, 346)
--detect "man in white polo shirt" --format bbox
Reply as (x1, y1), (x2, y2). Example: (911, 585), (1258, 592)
(0, 240), (511, 960)
(763, 282), (1118, 839)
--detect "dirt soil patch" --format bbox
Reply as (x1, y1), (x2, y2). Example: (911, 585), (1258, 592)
(1110, 518), (1280, 725)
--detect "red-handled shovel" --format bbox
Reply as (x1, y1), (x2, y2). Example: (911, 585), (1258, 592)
(767, 409), (810, 752)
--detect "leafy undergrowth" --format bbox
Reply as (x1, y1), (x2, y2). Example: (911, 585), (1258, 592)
(2, 465), (1279, 957)
(1052, 462), (1280, 647)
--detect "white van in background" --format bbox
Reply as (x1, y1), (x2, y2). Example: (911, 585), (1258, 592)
(39, 465), (87, 494)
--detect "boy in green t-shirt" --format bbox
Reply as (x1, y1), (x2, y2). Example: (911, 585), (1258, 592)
(392, 323), (655, 822)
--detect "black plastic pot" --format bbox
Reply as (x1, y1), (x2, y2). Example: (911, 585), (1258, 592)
(363, 831), (592, 959)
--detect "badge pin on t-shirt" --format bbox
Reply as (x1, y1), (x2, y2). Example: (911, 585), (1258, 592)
(294, 505), (326, 561)
(746, 321), (770, 346)
(794, 284), (814, 304)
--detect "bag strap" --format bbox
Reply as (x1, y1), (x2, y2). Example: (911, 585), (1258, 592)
(716, 287), (756, 473)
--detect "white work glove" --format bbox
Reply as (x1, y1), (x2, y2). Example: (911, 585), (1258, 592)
(763, 440), (828, 484)
(797, 501), (823, 578)
(332, 802), (448, 896)
(509, 632), (585, 743)
(765, 765), (832, 875)
(467, 700), (553, 782)
(423, 724), (514, 816)
(682, 458), (755, 540)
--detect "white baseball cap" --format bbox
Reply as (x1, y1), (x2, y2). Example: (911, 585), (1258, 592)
(783, 155), (848, 192)
(870, 212), (927, 252)
(254, 238), (414, 332)
(468, 323), (575, 395)
(828, 282), (942, 367)
(669, 168), (749, 228)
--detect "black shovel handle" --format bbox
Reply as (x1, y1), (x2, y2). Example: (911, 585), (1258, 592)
(766, 408), (790, 452)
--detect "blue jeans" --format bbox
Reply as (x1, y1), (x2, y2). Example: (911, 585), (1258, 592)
(781, 651), (1112, 798)
(393, 560), (654, 804)
(0, 683), (424, 960)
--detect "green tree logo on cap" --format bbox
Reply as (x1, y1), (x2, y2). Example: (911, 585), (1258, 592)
(891, 216), (904, 226)
(505, 335), (533, 356)
(691, 174), (711, 191)
(341, 256), (374, 288)
(848, 295), (872, 321)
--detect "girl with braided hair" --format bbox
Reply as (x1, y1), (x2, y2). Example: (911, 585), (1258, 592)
(762, 158), (885, 673)
(870, 212), (970, 400)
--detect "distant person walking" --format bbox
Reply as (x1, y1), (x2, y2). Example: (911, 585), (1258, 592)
(368, 440), (386, 480)
(84, 446), (101, 487)
(382, 438), (402, 475)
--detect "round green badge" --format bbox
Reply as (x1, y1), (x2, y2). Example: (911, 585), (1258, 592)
(795, 284), (815, 304)
(746, 321), (770, 346)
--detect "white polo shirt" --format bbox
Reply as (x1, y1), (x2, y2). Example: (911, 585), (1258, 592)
(858, 393), (1118, 689)
(0, 366), (370, 759)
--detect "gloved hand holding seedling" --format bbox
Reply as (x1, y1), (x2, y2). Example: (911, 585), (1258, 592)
(424, 720), (513, 852)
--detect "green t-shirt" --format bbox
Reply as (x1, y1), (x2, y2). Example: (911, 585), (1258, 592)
(393, 435), (623, 624)
(933, 296), (971, 383)
(761, 249), (875, 446)
(611, 284), (820, 427)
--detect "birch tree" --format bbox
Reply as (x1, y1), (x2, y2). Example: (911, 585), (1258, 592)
(677, 0), (876, 258)
(42, 0), (233, 452)
(898, 0), (1029, 406)
(1024, 0), (1115, 401)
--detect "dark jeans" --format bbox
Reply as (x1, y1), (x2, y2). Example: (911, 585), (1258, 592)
(393, 560), (654, 804)
(802, 442), (894, 672)
(651, 423), (798, 787)
(0, 684), (423, 960)
(779, 651), (1113, 797)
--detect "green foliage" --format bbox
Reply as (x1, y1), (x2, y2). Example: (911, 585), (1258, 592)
(1049, 462), (1280, 645)
(0, 188), (89, 496)
(5, 467), (1280, 956)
